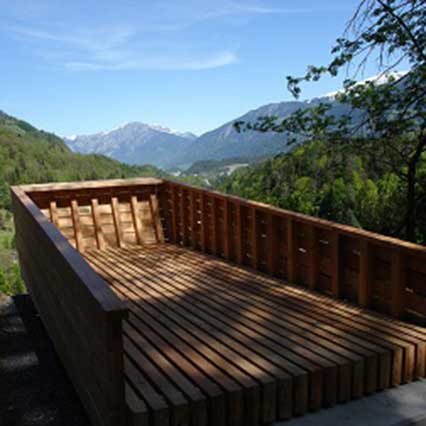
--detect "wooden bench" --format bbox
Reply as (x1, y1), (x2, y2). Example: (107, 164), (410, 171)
(11, 178), (426, 426)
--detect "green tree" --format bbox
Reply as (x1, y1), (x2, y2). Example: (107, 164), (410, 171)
(237, 0), (426, 242)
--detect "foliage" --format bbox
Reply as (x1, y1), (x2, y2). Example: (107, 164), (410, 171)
(236, 0), (426, 242)
(0, 111), (165, 295)
(219, 139), (423, 241)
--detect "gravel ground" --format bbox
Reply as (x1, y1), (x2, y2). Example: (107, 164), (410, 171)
(0, 294), (90, 426)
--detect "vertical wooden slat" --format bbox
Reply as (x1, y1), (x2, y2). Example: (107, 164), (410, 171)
(331, 231), (341, 298)
(179, 187), (188, 246)
(49, 201), (58, 227)
(223, 199), (230, 260)
(211, 196), (218, 256)
(130, 196), (144, 245)
(171, 185), (178, 243)
(390, 250), (405, 318)
(307, 225), (319, 290)
(150, 194), (165, 243)
(91, 198), (105, 250)
(200, 192), (207, 252)
(111, 197), (123, 248)
(265, 214), (276, 275)
(358, 239), (372, 307)
(71, 199), (84, 252)
(235, 202), (243, 265)
(251, 207), (259, 270)
(287, 217), (296, 282)
(189, 190), (196, 248)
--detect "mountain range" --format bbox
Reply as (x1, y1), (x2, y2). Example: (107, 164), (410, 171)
(64, 72), (406, 169)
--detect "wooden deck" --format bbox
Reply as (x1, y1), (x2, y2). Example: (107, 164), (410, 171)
(13, 178), (426, 426)
(84, 244), (426, 426)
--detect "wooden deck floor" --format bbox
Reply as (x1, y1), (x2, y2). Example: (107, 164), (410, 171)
(84, 244), (426, 426)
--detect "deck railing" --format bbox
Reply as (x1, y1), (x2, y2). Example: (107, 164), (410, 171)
(159, 180), (426, 325)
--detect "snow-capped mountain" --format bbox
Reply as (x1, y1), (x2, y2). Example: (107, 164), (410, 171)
(64, 122), (197, 168)
(64, 71), (406, 169)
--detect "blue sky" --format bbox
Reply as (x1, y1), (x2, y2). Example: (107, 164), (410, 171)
(1, 0), (392, 136)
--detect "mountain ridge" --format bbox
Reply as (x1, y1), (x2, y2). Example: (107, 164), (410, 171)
(64, 71), (406, 169)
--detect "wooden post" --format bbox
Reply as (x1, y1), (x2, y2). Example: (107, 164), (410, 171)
(149, 194), (165, 243)
(171, 185), (178, 243)
(71, 199), (84, 252)
(223, 199), (230, 260)
(91, 198), (105, 250)
(358, 239), (371, 307)
(200, 192), (207, 252)
(390, 251), (405, 318)
(251, 207), (259, 270)
(211, 197), (217, 256)
(111, 197), (123, 248)
(287, 217), (296, 282)
(235, 203), (243, 264)
(49, 201), (58, 227)
(179, 187), (188, 246)
(307, 225), (318, 290)
(265, 214), (277, 275)
(189, 190), (196, 248)
(130, 196), (143, 245)
(331, 231), (341, 298)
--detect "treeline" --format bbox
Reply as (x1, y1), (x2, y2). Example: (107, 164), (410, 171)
(0, 111), (164, 295)
(219, 139), (426, 244)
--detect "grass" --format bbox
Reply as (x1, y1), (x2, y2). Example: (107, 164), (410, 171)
(0, 210), (26, 296)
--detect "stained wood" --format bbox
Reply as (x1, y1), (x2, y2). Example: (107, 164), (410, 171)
(71, 199), (84, 251)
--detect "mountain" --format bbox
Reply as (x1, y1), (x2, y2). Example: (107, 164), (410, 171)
(63, 71), (406, 169)
(65, 122), (196, 169)
(0, 111), (164, 210)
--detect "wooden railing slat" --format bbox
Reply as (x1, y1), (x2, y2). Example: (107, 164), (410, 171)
(331, 231), (341, 298)
(91, 198), (105, 250)
(390, 251), (405, 318)
(130, 196), (144, 245)
(287, 218), (295, 282)
(358, 240), (372, 307)
(111, 197), (123, 248)
(71, 199), (84, 252)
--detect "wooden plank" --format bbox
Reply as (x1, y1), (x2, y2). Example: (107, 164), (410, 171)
(307, 225), (318, 290)
(211, 197), (218, 256)
(120, 247), (358, 407)
(130, 196), (144, 245)
(265, 214), (277, 275)
(390, 251), (405, 318)
(287, 217), (296, 282)
(199, 192), (207, 252)
(223, 199), (230, 260)
(251, 207), (259, 270)
(71, 199), (84, 252)
(179, 187), (188, 246)
(111, 197), (124, 248)
(171, 184), (178, 243)
(331, 231), (341, 298)
(49, 201), (59, 227)
(235, 202), (243, 265)
(91, 199), (106, 250)
(189, 190), (196, 248)
(359, 240), (372, 307)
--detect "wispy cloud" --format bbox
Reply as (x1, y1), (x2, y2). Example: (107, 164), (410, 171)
(3, 1), (345, 72)
(64, 51), (238, 71)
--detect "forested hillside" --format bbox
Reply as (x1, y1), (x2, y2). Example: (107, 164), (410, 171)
(220, 139), (426, 243)
(0, 111), (164, 295)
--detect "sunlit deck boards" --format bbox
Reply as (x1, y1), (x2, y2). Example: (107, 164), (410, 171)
(84, 244), (426, 426)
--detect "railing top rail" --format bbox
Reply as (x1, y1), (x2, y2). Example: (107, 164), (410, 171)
(164, 178), (426, 257)
(13, 177), (164, 194)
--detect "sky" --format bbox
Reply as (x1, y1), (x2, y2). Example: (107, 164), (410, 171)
(0, 0), (397, 137)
